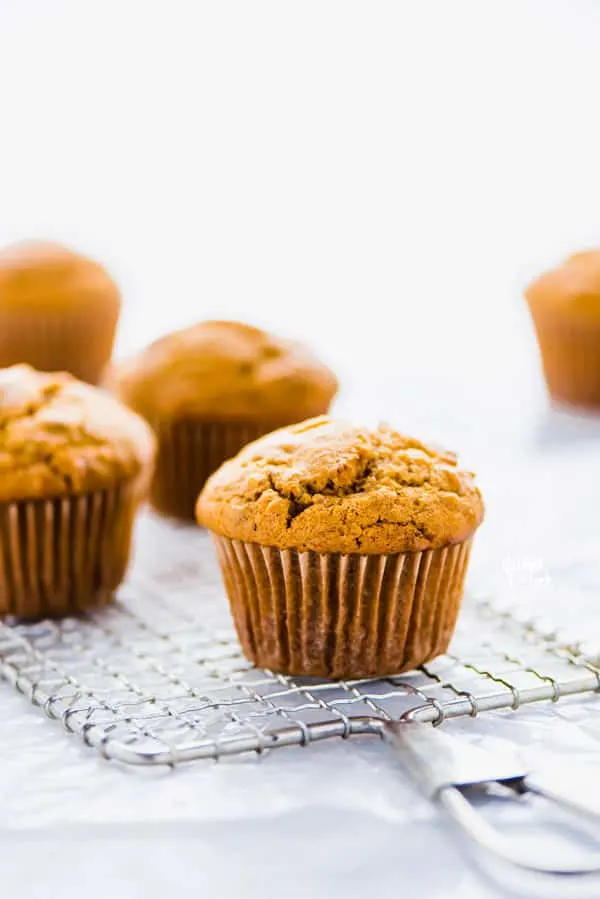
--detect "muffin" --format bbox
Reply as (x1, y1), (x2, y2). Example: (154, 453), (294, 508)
(0, 241), (121, 384)
(0, 364), (155, 619)
(112, 321), (338, 520)
(525, 248), (600, 409)
(197, 416), (484, 679)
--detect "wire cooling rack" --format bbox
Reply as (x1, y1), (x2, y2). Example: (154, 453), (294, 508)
(0, 517), (599, 766)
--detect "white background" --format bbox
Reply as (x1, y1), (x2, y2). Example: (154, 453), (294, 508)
(2, 0), (600, 421)
(2, 2), (600, 897)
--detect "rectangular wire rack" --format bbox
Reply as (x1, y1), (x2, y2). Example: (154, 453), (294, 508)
(0, 517), (599, 766)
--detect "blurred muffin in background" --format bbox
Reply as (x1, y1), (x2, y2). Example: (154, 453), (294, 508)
(526, 249), (600, 409)
(0, 364), (155, 619)
(0, 241), (121, 384)
(111, 320), (338, 520)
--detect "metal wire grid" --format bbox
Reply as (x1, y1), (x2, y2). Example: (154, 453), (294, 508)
(0, 523), (599, 766)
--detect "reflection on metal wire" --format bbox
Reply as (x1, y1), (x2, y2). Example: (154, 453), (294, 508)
(0, 546), (599, 766)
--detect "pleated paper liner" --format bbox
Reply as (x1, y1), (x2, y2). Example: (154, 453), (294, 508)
(529, 312), (600, 409)
(0, 301), (120, 385)
(0, 483), (138, 620)
(149, 419), (281, 521)
(213, 537), (473, 679)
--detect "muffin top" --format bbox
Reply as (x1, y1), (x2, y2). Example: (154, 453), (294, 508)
(526, 249), (600, 322)
(111, 320), (338, 421)
(197, 416), (484, 554)
(0, 241), (120, 312)
(0, 365), (155, 502)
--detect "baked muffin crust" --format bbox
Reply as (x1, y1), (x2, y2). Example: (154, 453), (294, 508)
(0, 241), (120, 311)
(526, 249), (600, 323)
(197, 416), (484, 554)
(0, 365), (155, 502)
(112, 320), (338, 421)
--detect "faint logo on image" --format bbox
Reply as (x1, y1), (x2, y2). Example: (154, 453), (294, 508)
(501, 555), (552, 602)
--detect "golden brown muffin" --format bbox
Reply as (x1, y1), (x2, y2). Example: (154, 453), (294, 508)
(0, 364), (155, 619)
(197, 416), (484, 678)
(526, 249), (600, 408)
(112, 321), (338, 520)
(0, 241), (121, 384)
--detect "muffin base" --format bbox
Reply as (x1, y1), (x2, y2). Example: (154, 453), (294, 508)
(529, 312), (600, 409)
(0, 302), (119, 385)
(0, 484), (138, 620)
(150, 419), (280, 521)
(213, 537), (473, 679)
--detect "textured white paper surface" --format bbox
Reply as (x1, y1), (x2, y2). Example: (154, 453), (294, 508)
(3, 435), (600, 899)
(3, 329), (600, 898)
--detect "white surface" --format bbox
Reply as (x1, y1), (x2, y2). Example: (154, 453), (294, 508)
(4, 435), (600, 899)
(2, 2), (600, 896)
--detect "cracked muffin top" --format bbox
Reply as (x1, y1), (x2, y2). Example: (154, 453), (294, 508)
(0, 365), (156, 502)
(111, 320), (338, 421)
(196, 416), (484, 554)
(0, 241), (120, 311)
